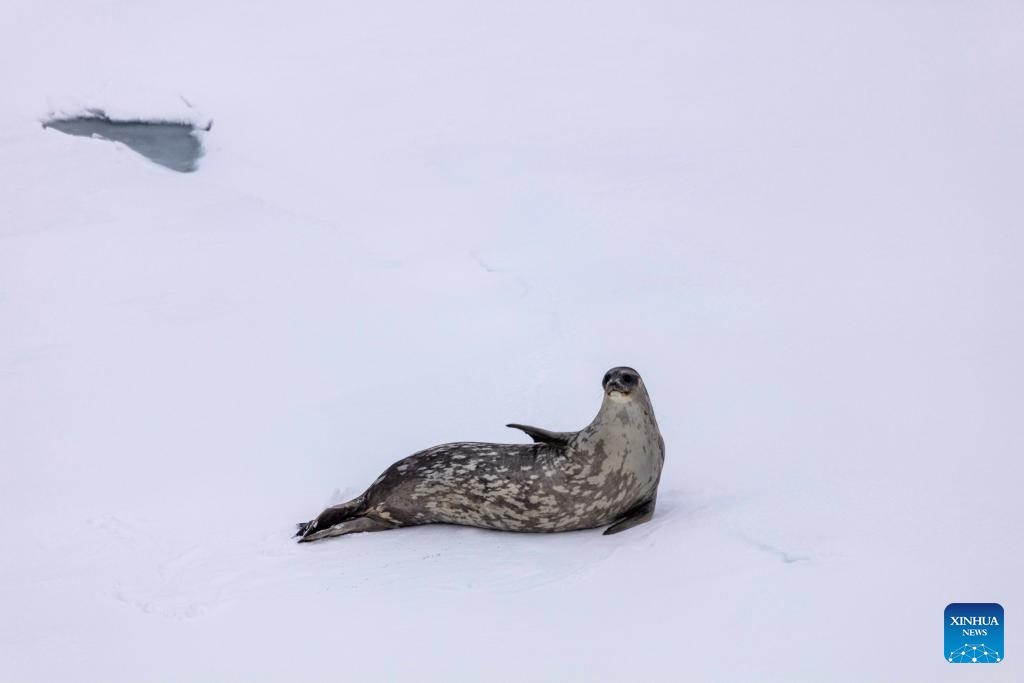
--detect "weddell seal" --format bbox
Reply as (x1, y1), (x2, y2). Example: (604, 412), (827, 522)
(295, 367), (665, 541)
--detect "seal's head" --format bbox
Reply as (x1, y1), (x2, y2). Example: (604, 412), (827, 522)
(602, 366), (642, 402)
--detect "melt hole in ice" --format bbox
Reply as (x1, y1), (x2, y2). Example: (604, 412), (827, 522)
(43, 110), (208, 173)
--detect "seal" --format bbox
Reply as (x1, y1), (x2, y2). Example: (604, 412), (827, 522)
(296, 367), (665, 541)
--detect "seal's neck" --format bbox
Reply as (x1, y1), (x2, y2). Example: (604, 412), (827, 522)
(582, 386), (660, 440)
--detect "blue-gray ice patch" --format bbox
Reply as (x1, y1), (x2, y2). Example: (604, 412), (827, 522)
(43, 111), (206, 173)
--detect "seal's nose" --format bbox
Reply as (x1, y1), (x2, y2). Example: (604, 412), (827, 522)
(605, 371), (640, 394)
(605, 377), (632, 394)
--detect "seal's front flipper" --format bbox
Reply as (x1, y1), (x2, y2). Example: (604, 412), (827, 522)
(506, 423), (576, 446)
(603, 497), (656, 535)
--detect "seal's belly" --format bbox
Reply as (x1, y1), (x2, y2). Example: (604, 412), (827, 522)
(367, 442), (655, 532)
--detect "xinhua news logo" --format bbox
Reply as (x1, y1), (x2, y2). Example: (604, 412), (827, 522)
(945, 603), (1003, 663)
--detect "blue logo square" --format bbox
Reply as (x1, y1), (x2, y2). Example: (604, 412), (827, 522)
(945, 603), (1003, 663)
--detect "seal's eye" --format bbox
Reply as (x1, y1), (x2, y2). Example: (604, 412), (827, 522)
(623, 374), (637, 385)
(602, 372), (613, 386)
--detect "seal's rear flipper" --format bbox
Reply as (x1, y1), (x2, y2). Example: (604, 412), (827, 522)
(603, 497), (656, 535)
(298, 515), (393, 542)
(295, 493), (368, 541)
(506, 423), (576, 446)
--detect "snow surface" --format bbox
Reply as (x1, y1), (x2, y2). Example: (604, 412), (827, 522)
(2, 1), (1023, 680)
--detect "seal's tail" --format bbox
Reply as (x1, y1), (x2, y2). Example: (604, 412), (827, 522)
(295, 493), (368, 541)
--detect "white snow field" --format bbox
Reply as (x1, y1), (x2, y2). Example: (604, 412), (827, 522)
(2, 1), (1022, 680)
